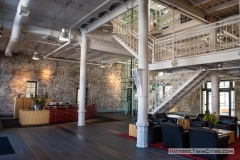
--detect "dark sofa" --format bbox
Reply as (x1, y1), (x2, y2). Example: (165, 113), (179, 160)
(214, 115), (238, 137)
(190, 114), (208, 127)
(161, 122), (189, 148)
(188, 127), (230, 160)
(148, 120), (162, 143)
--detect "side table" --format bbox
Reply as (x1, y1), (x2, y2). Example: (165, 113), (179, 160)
(129, 124), (137, 137)
(178, 119), (190, 129)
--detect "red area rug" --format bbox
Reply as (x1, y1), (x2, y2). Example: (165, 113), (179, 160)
(117, 133), (240, 160)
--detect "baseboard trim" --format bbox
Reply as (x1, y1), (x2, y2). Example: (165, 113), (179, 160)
(0, 112), (14, 116)
(97, 110), (124, 113)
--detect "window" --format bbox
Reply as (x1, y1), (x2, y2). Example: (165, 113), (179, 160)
(26, 81), (37, 98)
(202, 81), (235, 116)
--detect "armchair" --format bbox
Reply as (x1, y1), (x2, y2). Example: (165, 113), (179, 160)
(154, 113), (177, 123)
(214, 115), (238, 137)
(190, 114), (207, 127)
(148, 114), (160, 125)
(148, 120), (162, 143)
(153, 113), (168, 123)
(188, 127), (230, 160)
(161, 123), (189, 148)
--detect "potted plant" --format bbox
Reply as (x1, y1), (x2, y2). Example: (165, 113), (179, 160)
(203, 110), (220, 129)
(17, 93), (23, 98)
(31, 92), (48, 110)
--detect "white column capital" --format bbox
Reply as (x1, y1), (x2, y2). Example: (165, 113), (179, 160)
(80, 29), (87, 37)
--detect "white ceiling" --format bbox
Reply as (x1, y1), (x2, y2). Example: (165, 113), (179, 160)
(1, 0), (240, 77)
(0, 0), (132, 65)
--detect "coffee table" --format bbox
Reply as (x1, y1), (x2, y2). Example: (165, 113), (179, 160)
(203, 127), (235, 144)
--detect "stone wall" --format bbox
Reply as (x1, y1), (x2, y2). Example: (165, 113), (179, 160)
(0, 54), (122, 114)
(235, 80), (240, 119)
(170, 88), (201, 114)
(89, 64), (122, 112)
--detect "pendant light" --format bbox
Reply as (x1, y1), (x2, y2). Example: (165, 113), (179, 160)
(59, 5), (69, 41)
(100, 57), (106, 68)
(32, 52), (39, 60)
(59, 28), (69, 41)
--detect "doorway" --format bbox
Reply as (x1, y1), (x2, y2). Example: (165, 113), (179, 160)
(202, 81), (235, 116)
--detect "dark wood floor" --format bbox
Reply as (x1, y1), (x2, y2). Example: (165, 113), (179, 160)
(0, 113), (190, 160)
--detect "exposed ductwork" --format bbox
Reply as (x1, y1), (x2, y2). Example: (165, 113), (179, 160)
(5, 0), (32, 56)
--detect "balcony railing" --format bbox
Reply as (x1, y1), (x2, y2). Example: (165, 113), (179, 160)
(154, 15), (240, 63)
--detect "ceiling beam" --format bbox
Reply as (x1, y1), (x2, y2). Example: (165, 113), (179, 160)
(205, 0), (238, 13)
(88, 53), (108, 61)
(85, 0), (138, 34)
(189, 0), (212, 7)
(88, 43), (132, 56)
(160, 20), (202, 37)
(154, 0), (208, 24)
(86, 51), (110, 61)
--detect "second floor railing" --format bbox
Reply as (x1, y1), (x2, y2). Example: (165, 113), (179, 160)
(154, 15), (240, 63)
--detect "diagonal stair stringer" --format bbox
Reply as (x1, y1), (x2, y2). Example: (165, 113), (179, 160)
(149, 70), (203, 114)
(158, 71), (215, 113)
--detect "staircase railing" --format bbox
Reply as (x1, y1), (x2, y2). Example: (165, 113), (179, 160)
(148, 71), (201, 111)
(112, 19), (155, 62)
(154, 15), (240, 63)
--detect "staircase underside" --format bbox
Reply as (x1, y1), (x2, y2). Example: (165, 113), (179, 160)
(149, 71), (215, 114)
(112, 35), (138, 59)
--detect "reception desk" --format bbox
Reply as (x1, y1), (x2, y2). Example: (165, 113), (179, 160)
(14, 97), (51, 118)
(19, 109), (49, 126)
(19, 104), (96, 126)
(48, 105), (78, 124)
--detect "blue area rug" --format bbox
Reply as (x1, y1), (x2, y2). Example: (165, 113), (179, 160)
(0, 137), (15, 155)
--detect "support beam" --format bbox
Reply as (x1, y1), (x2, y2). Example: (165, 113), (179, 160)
(160, 20), (202, 37)
(153, 0), (208, 24)
(136, 0), (149, 149)
(78, 29), (87, 126)
(206, 0), (238, 13)
(149, 50), (240, 70)
(190, 0), (212, 7)
(88, 43), (132, 56)
(211, 74), (219, 114)
(85, 0), (138, 33)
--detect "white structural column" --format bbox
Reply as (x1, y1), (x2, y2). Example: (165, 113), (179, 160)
(78, 29), (87, 126)
(211, 74), (219, 114)
(136, 0), (149, 148)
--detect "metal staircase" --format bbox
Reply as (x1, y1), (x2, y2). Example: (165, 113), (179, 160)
(148, 70), (215, 114)
(112, 8), (240, 114)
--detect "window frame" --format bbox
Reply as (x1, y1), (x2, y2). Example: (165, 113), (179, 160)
(26, 81), (37, 98)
